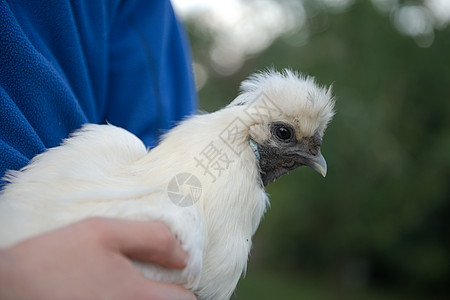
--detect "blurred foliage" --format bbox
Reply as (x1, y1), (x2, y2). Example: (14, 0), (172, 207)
(183, 0), (450, 298)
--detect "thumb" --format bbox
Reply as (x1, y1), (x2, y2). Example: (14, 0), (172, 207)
(89, 218), (188, 269)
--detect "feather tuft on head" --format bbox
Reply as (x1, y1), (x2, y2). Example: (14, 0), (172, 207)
(229, 68), (335, 136)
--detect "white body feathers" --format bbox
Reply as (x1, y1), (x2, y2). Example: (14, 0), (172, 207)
(0, 70), (334, 299)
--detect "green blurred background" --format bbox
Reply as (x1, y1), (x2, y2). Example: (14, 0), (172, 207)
(174, 0), (450, 298)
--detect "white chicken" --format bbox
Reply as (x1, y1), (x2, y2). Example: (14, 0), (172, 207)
(0, 69), (335, 299)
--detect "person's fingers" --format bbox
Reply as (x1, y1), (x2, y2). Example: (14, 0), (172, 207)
(136, 278), (197, 300)
(83, 217), (188, 269)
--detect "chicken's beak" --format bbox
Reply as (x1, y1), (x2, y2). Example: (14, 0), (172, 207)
(252, 134), (328, 187)
(303, 151), (327, 177)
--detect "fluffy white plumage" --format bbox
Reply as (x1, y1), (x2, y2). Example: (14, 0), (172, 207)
(0, 69), (334, 299)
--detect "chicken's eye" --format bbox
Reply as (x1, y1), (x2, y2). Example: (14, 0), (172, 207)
(275, 127), (292, 140)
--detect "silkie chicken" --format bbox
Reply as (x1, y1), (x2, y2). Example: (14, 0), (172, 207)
(0, 69), (335, 299)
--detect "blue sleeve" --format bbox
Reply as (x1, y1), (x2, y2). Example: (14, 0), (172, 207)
(0, 0), (198, 183)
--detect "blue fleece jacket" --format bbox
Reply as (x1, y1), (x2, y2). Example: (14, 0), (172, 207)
(0, 0), (198, 185)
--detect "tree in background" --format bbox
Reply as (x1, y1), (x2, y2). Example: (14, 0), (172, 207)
(177, 0), (450, 298)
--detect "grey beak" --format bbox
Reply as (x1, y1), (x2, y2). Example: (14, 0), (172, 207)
(304, 152), (327, 177)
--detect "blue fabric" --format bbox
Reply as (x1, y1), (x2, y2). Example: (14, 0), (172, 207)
(0, 0), (198, 184)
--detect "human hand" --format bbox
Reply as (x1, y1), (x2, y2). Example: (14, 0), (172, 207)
(0, 217), (196, 300)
